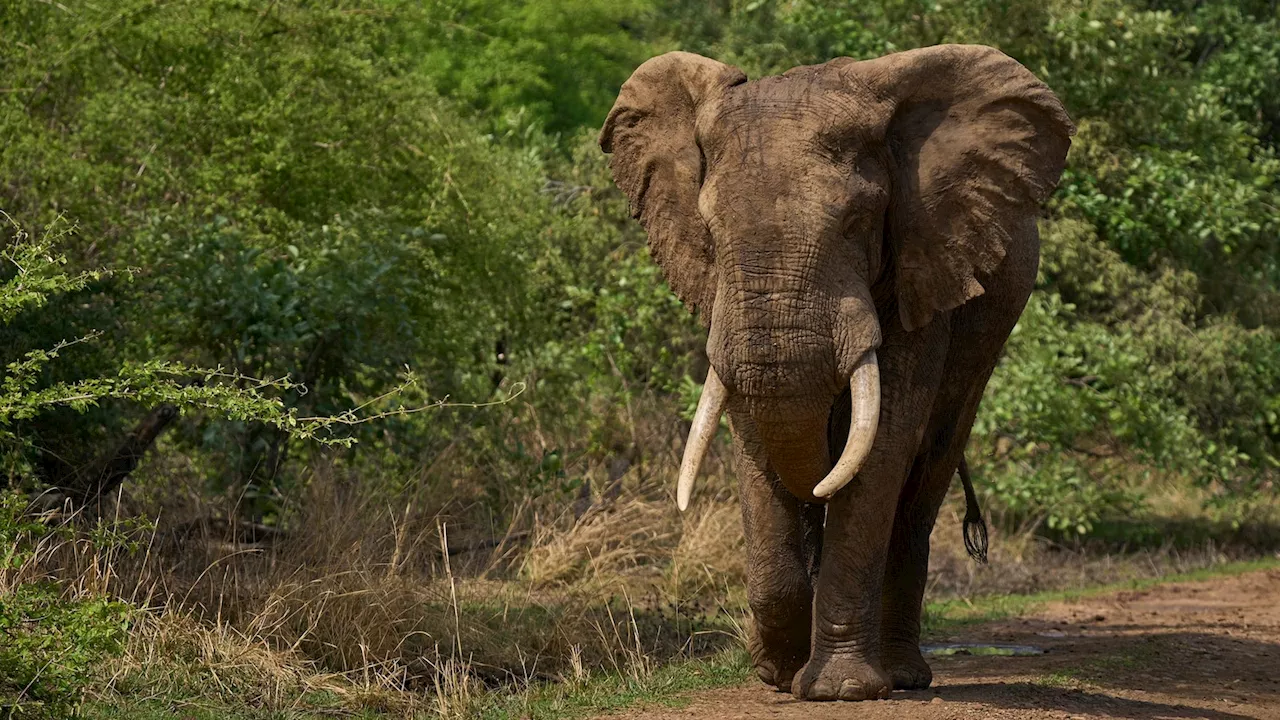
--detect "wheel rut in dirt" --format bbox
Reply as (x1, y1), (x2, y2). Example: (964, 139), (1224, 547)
(604, 568), (1280, 720)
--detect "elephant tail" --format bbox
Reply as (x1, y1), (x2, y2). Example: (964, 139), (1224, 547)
(958, 458), (989, 564)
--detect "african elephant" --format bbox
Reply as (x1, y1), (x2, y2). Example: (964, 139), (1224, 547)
(599, 45), (1073, 700)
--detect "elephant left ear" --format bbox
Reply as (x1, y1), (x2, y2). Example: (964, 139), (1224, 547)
(836, 45), (1075, 332)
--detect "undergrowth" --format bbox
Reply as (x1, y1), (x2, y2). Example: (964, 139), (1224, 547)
(2, 468), (1276, 719)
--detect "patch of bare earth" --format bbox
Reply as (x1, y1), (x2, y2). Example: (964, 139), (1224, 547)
(603, 568), (1280, 720)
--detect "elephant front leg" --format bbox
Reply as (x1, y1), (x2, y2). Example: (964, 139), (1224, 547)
(734, 421), (821, 691)
(791, 485), (898, 700)
(792, 322), (950, 701)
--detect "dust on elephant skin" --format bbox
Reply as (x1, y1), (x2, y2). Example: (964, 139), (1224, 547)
(600, 44), (1073, 701)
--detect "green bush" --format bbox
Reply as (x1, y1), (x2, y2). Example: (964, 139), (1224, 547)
(408, 0), (656, 135)
(1, 0), (1277, 538)
(0, 493), (131, 718)
(0, 0), (568, 501)
(0, 216), (404, 481)
(972, 220), (1279, 533)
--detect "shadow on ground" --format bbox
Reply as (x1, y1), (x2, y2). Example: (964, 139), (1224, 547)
(605, 568), (1280, 719)
(913, 681), (1254, 720)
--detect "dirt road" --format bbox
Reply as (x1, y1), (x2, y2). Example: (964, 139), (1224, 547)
(609, 568), (1280, 720)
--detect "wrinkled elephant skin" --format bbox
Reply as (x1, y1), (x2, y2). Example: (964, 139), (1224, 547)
(600, 45), (1074, 700)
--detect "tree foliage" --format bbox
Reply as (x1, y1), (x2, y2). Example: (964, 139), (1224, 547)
(0, 0), (1276, 536)
(408, 0), (656, 135)
(2, 0), (561, 500)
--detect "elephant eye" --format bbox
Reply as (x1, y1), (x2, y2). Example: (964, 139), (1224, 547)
(840, 209), (861, 239)
(840, 189), (888, 238)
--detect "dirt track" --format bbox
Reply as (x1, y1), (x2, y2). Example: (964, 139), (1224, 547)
(608, 568), (1280, 720)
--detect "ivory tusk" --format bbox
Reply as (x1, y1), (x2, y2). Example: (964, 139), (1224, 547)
(676, 366), (728, 511)
(812, 351), (880, 499)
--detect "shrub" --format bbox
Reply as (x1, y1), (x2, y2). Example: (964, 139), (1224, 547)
(0, 492), (132, 718)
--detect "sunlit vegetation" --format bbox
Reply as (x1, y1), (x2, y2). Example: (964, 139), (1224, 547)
(1, 0), (1276, 716)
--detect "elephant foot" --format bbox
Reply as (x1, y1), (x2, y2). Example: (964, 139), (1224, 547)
(791, 654), (891, 701)
(882, 646), (933, 690)
(748, 621), (809, 691)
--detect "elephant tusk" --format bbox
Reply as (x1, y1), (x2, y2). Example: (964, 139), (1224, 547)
(812, 351), (880, 499)
(676, 366), (728, 511)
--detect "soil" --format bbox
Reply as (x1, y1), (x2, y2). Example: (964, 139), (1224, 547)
(606, 568), (1280, 720)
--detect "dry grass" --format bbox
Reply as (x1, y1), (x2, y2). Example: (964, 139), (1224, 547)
(35, 446), (746, 714)
(521, 498), (680, 589)
(12, 425), (1280, 717)
(105, 609), (360, 710)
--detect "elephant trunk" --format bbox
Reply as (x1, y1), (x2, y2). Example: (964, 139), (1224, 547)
(676, 350), (879, 508)
(752, 410), (833, 501)
(749, 352), (879, 502)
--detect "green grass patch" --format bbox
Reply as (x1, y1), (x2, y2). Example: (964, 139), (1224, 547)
(475, 648), (752, 720)
(86, 704), (272, 720)
(83, 690), (386, 720)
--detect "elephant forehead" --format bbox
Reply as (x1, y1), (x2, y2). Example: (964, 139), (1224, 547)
(697, 145), (888, 232)
(699, 73), (867, 150)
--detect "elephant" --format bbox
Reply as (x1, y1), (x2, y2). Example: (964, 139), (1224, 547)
(598, 45), (1073, 700)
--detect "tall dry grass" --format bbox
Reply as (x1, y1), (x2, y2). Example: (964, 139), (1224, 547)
(38, 423), (746, 713)
(18, 396), (1280, 715)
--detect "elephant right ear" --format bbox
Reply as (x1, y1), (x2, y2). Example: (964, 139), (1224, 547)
(599, 52), (747, 322)
(834, 45), (1074, 333)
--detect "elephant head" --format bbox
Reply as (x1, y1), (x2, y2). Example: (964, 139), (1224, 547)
(600, 46), (1074, 508)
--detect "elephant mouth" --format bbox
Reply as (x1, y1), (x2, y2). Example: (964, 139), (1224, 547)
(675, 350), (881, 509)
